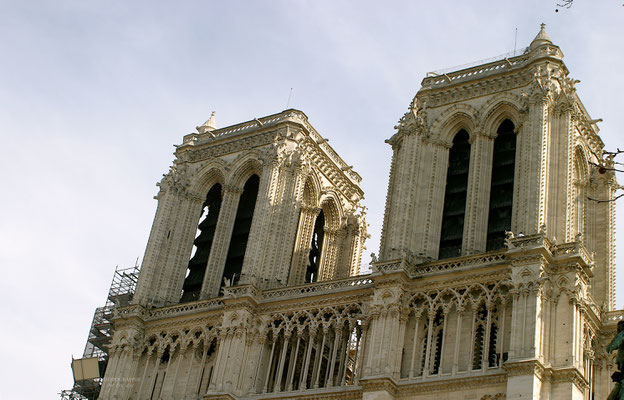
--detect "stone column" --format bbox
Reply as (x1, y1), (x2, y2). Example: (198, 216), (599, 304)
(288, 206), (318, 285)
(422, 140), (452, 259)
(360, 283), (404, 400)
(161, 192), (205, 304)
(379, 131), (424, 261)
(259, 156), (309, 286)
(134, 160), (205, 306)
(319, 228), (339, 281)
(133, 188), (179, 306)
(240, 155), (280, 284)
(200, 185), (242, 299)
(514, 95), (550, 235)
(462, 131), (494, 254)
(505, 256), (548, 400)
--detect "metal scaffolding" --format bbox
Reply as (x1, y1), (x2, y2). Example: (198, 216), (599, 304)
(61, 264), (140, 400)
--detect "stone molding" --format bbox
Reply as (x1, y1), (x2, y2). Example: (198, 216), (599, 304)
(397, 372), (506, 395)
(504, 360), (545, 379)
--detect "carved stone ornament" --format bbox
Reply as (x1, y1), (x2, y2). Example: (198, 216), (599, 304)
(394, 96), (428, 136)
(157, 162), (191, 196)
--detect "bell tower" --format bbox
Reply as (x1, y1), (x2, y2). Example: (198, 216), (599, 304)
(132, 109), (367, 307)
(72, 25), (621, 400)
(379, 24), (615, 309)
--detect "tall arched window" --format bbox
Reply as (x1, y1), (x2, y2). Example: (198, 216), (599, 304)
(181, 183), (222, 303)
(306, 210), (325, 283)
(439, 130), (471, 259)
(486, 119), (516, 250)
(222, 174), (260, 287)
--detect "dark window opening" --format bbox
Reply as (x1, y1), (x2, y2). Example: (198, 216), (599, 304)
(180, 184), (222, 303)
(488, 321), (499, 367)
(222, 175), (260, 289)
(431, 310), (444, 374)
(439, 130), (471, 259)
(486, 120), (516, 251)
(306, 210), (325, 283)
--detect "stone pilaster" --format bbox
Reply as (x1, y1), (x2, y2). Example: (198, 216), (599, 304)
(239, 155), (280, 285)
(463, 131), (494, 254)
(133, 188), (178, 306)
(258, 157), (307, 286)
(162, 192), (205, 304)
(319, 227), (339, 280)
(200, 185), (242, 299)
(423, 140), (451, 259)
(288, 206), (318, 285)
(515, 95), (550, 236)
(380, 132), (425, 260)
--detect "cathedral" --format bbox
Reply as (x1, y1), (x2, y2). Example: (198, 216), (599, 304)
(71, 25), (623, 400)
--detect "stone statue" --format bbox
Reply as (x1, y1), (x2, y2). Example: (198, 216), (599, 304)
(607, 321), (624, 400)
(608, 321), (624, 371)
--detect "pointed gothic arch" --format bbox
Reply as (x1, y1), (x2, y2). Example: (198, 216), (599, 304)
(480, 95), (524, 135)
(430, 105), (479, 145)
(227, 150), (263, 191)
(189, 161), (227, 199)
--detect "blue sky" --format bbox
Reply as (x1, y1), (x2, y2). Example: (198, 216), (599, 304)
(1, 1), (622, 397)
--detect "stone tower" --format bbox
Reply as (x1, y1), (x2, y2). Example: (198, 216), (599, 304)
(132, 109), (367, 307)
(83, 26), (622, 400)
(369, 24), (619, 399)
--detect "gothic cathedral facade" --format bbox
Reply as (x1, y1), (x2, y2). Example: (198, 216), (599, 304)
(93, 26), (622, 400)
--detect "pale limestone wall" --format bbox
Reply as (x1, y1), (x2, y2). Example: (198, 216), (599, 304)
(98, 28), (621, 400)
(100, 236), (616, 400)
(379, 28), (615, 310)
(132, 110), (366, 308)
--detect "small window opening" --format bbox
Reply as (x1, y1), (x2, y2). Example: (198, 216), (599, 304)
(306, 210), (325, 283)
(430, 310), (444, 374)
(472, 305), (488, 370)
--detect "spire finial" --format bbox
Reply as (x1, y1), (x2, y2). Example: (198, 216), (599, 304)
(196, 111), (217, 134)
(530, 23), (552, 50)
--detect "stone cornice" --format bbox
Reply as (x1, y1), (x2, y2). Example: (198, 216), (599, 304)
(177, 109), (362, 188)
(418, 48), (567, 107)
(224, 386), (363, 399)
(550, 367), (589, 392)
(396, 372), (506, 395)
(359, 376), (397, 396)
(504, 359), (545, 379)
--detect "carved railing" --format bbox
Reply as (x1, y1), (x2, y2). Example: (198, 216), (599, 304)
(506, 233), (553, 252)
(408, 251), (507, 276)
(147, 298), (223, 320)
(422, 49), (530, 89)
(604, 310), (624, 324)
(262, 275), (373, 301)
(373, 259), (403, 274)
(180, 109), (362, 185)
(552, 241), (594, 267)
(222, 284), (262, 299)
(372, 251), (507, 278)
(114, 277), (374, 323)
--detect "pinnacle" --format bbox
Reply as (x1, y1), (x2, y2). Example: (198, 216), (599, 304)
(530, 23), (552, 49)
(197, 111), (217, 134)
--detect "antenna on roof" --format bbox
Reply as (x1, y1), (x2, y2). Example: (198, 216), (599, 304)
(514, 28), (518, 55)
(286, 88), (293, 109)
